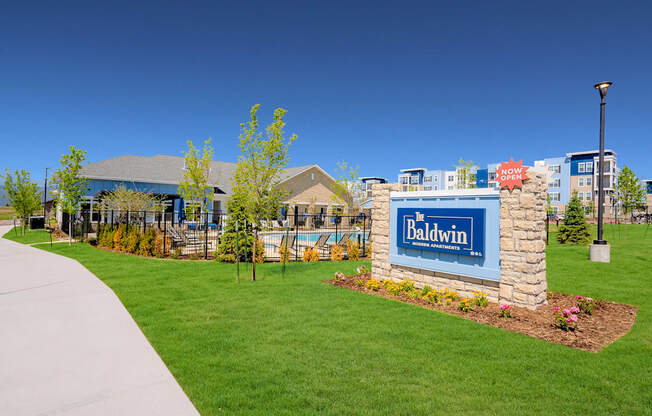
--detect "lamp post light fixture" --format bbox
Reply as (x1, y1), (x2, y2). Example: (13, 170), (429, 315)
(590, 81), (613, 263)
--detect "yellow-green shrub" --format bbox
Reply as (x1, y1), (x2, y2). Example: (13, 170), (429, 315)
(125, 229), (140, 254)
(302, 247), (320, 262)
(330, 244), (343, 261)
(346, 238), (360, 260)
(365, 279), (380, 291)
(112, 225), (125, 250)
(279, 242), (291, 263)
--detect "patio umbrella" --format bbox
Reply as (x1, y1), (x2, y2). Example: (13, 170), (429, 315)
(178, 198), (186, 223)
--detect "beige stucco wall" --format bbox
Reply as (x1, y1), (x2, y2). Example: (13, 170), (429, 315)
(281, 166), (338, 207)
(371, 172), (548, 310)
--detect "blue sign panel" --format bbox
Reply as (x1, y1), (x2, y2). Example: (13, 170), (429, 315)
(396, 208), (485, 257)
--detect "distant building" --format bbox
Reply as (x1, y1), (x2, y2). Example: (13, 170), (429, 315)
(645, 179), (652, 212)
(535, 150), (619, 216)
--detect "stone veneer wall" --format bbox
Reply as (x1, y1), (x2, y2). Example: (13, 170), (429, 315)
(370, 172), (548, 310)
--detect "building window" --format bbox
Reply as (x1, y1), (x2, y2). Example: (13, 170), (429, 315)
(577, 192), (583, 201)
(402, 185), (408, 191)
(550, 192), (560, 202)
(448, 175), (455, 182)
(447, 185), (453, 190)
(578, 162), (585, 173)
(400, 177), (408, 184)
(433, 185), (438, 191)
(424, 176), (432, 182)
(586, 162), (593, 173)
(579, 178), (584, 187)
(553, 207), (558, 214)
(586, 176), (592, 186)
(311, 173), (315, 181)
(433, 176), (438, 182)
(410, 176), (419, 184)
(423, 186), (432, 191)
(549, 165), (561, 174)
(489, 172), (496, 181)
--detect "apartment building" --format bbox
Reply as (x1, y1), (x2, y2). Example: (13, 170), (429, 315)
(397, 168), (445, 192)
(534, 150), (619, 216)
(645, 180), (652, 211)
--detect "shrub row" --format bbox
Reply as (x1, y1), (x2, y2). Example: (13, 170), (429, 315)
(97, 225), (170, 257)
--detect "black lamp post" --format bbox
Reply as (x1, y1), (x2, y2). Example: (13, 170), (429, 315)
(593, 81), (612, 245)
(43, 167), (53, 219)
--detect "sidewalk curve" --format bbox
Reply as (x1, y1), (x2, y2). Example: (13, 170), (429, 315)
(0, 226), (200, 416)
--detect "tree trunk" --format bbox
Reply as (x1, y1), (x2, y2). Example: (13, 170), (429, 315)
(251, 228), (256, 281)
(68, 218), (72, 246)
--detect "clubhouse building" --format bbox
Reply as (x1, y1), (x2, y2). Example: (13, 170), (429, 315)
(77, 154), (343, 223)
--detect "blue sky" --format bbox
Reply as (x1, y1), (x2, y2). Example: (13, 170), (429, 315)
(1, 1), (651, 184)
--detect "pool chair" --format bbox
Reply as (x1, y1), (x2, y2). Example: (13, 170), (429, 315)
(312, 233), (332, 256)
(329, 232), (353, 252)
(278, 234), (297, 257)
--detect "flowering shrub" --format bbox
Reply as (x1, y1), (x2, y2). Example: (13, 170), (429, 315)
(382, 280), (394, 289)
(365, 279), (380, 291)
(441, 289), (458, 303)
(473, 291), (489, 307)
(302, 247), (320, 262)
(353, 278), (365, 287)
(399, 279), (415, 293)
(576, 296), (595, 314)
(500, 304), (512, 318)
(334, 271), (345, 281)
(553, 306), (578, 331)
(420, 285), (433, 297)
(330, 244), (343, 261)
(458, 298), (473, 312)
(423, 290), (442, 304)
(406, 289), (420, 300)
(386, 282), (402, 296)
(356, 265), (369, 275)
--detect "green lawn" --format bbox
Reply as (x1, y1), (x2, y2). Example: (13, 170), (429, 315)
(3, 226), (53, 244)
(28, 224), (652, 415)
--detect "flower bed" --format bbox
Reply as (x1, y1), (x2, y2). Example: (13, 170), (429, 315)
(326, 273), (637, 352)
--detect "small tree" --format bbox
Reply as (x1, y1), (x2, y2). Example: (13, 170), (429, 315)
(455, 158), (477, 189)
(557, 192), (590, 244)
(99, 184), (164, 222)
(53, 146), (89, 245)
(178, 138), (215, 220)
(587, 199), (595, 219)
(614, 166), (645, 214)
(2, 169), (42, 235)
(231, 104), (297, 280)
(330, 162), (365, 216)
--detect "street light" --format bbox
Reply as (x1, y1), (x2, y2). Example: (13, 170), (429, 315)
(590, 81), (612, 262)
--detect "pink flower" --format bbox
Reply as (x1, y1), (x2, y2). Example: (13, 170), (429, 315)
(576, 296), (584, 300)
(565, 318), (572, 323)
(569, 314), (578, 322)
(562, 308), (571, 316)
(553, 306), (560, 311)
(570, 306), (580, 314)
(587, 298), (593, 302)
(500, 304), (510, 310)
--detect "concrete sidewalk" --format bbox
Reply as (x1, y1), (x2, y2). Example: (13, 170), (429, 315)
(0, 226), (200, 415)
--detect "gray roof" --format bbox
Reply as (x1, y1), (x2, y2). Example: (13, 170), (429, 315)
(79, 154), (318, 195)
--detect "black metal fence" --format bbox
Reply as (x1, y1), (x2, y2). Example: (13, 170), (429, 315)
(68, 209), (372, 261)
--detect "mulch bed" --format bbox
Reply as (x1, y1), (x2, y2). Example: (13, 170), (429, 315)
(325, 274), (638, 353)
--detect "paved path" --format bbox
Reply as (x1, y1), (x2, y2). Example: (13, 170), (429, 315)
(0, 226), (200, 416)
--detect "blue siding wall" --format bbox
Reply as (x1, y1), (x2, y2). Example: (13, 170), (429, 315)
(570, 154), (595, 176)
(476, 169), (489, 188)
(389, 192), (501, 281)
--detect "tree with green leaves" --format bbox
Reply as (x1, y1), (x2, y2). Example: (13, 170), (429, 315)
(614, 166), (645, 214)
(330, 161), (365, 216)
(178, 138), (215, 220)
(455, 158), (477, 189)
(557, 191), (590, 244)
(53, 146), (89, 245)
(99, 184), (164, 222)
(2, 169), (42, 235)
(231, 104), (297, 280)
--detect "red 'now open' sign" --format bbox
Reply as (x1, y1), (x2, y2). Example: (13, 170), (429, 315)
(496, 158), (528, 191)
